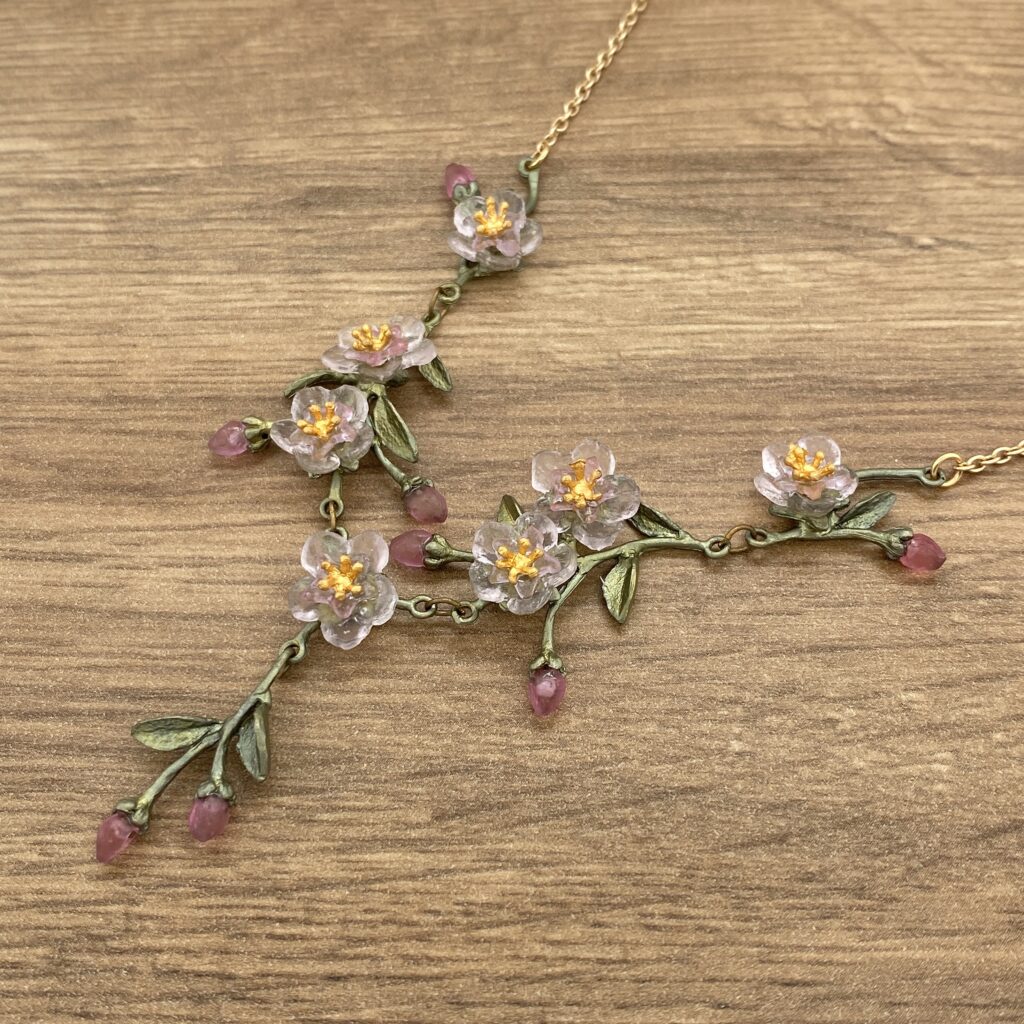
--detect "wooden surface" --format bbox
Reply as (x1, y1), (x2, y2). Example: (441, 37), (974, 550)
(1, 1), (1022, 1021)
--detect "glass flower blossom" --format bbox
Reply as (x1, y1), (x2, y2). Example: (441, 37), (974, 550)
(321, 316), (436, 384)
(270, 385), (373, 476)
(289, 530), (398, 649)
(448, 188), (542, 272)
(532, 439), (641, 550)
(754, 435), (858, 516)
(469, 511), (577, 615)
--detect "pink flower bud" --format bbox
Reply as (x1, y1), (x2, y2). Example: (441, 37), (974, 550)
(528, 666), (567, 718)
(95, 811), (140, 864)
(390, 529), (432, 568)
(208, 420), (250, 458)
(443, 163), (476, 198)
(188, 795), (231, 843)
(403, 484), (448, 525)
(899, 533), (946, 574)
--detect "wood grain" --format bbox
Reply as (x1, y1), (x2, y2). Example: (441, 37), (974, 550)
(1, 1), (1022, 1021)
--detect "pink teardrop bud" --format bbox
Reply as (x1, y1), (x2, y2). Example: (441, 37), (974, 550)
(96, 811), (140, 864)
(528, 666), (567, 718)
(390, 529), (432, 568)
(403, 484), (448, 524)
(443, 163), (476, 198)
(188, 795), (232, 843)
(208, 420), (250, 458)
(899, 533), (946, 574)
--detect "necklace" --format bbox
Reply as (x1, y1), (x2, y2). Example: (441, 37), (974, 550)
(94, 0), (1022, 864)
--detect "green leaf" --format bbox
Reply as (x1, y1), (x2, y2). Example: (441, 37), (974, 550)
(496, 494), (523, 525)
(283, 369), (358, 398)
(838, 491), (896, 530)
(371, 395), (418, 462)
(628, 503), (692, 541)
(131, 716), (220, 752)
(601, 556), (639, 624)
(236, 704), (270, 782)
(418, 356), (453, 392)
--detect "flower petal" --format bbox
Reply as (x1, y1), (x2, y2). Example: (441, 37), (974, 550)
(476, 249), (520, 272)
(828, 466), (858, 500)
(301, 530), (349, 576)
(762, 441), (793, 478)
(289, 386), (336, 424)
(473, 520), (518, 563)
(545, 543), (578, 586)
(572, 520), (622, 551)
(288, 576), (323, 621)
(295, 448), (341, 476)
(595, 474), (641, 523)
(453, 195), (487, 237)
(495, 235), (521, 258)
(448, 231), (478, 261)
(270, 420), (307, 455)
(571, 438), (615, 476)
(519, 218), (543, 255)
(753, 471), (793, 505)
(797, 435), (842, 468)
(347, 530), (390, 574)
(469, 560), (510, 603)
(320, 617), (373, 650)
(514, 511), (560, 550)
(531, 449), (570, 494)
(337, 422), (374, 469)
(330, 385), (369, 426)
(320, 347), (361, 373)
(400, 335), (437, 369)
(505, 586), (553, 616)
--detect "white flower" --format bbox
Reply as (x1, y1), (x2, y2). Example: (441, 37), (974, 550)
(448, 188), (542, 273)
(270, 385), (373, 476)
(469, 512), (576, 615)
(321, 316), (436, 384)
(532, 439), (641, 550)
(754, 435), (858, 516)
(289, 531), (397, 649)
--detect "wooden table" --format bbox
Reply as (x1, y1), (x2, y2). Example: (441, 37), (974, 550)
(2, 1), (1022, 1020)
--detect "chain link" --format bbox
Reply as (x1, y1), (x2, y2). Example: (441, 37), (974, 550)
(707, 524), (770, 553)
(525, 0), (650, 170)
(929, 439), (1024, 488)
(401, 595), (482, 624)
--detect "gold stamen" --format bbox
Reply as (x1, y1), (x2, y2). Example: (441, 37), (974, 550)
(317, 555), (365, 599)
(296, 401), (342, 440)
(560, 458), (603, 509)
(495, 536), (545, 584)
(784, 443), (836, 483)
(474, 196), (512, 238)
(350, 323), (392, 353)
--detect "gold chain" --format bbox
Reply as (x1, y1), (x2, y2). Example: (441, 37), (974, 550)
(929, 439), (1024, 488)
(525, 0), (650, 170)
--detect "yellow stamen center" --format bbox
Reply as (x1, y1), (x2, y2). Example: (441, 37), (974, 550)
(296, 402), (342, 440)
(784, 443), (836, 483)
(495, 537), (544, 584)
(474, 196), (512, 238)
(350, 323), (392, 353)
(560, 459), (603, 510)
(317, 555), (365, 599)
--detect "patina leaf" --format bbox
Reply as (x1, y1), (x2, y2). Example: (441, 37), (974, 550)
(372, 395), (418, 462)
(628, 503), (692, 541)
(418, 356), (453, 392)
(131, 716), (220, 752)
(496, 494), (523, 525)
(838, 491), (897, 530)
(236, 704), (270, 782)
(601, 556), (639, 624)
